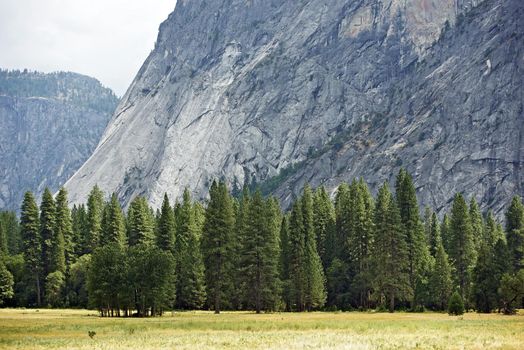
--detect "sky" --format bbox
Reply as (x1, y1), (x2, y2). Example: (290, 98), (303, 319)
(0, 0), (177, 96)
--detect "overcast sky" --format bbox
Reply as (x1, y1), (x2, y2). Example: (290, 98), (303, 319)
(0, 0), (177, 96)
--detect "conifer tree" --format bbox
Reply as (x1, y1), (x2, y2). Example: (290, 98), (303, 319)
(86, 185), (104, 253)
(201, 181), (235, 313)
(334, 183), (351, 262)
(127, 197), (155, 246)
(55, 188), (74, 268)
(230, 186), (250, 309)
(0, 219), (7, 257)
(372, 183), (411, 312)
(472, 241), (500, 313)
(101, 193), (126, 248)
(429, 239), (452, 310)
(71, 204), (89, 257)
(0, 260), (14, 305)
(428, 212), (441, 257)
(469, 197), (483, 252)
(313, 186), (336, 269)
(302, 185), (327, 310)
(395, 169), (431, 308)
(279, 215), (291, 310)
(484, 211), (503, 247)
(505, 196), (524, 272)
(440, 214), (452, 255)
(288, 200), (306, 311)
(175, 189), (206, 309)
(449, 193), (476, 303)
(157, 193), (176, 253)
(40, 188), (61, 275)
(239, 191), (281, 312)
(348, 179), (374, 308)
(20, 191), (42, 306)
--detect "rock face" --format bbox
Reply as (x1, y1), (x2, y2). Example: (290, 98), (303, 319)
(0, 70), (118, 210)
(65, 0), (523, 215)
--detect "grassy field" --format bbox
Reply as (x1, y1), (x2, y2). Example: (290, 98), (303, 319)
(0, 309), (522, 349)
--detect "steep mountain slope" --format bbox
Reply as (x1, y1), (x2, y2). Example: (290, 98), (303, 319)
(0, 70), (118, 210)
(65, 0), (522, 214)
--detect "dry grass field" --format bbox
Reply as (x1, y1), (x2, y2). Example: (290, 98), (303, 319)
(0, 309), (522, 349)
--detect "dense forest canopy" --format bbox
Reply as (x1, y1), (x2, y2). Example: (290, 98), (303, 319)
(0, 169), (523, 316)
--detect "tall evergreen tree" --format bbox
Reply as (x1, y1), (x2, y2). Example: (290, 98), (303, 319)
(371, 183), (411, 312)
(428, 212), (441, 257)
(429, 239), (452, 310)
(157, 194), (176, 253)
(484, 211), (503, 247)
(40, 188), (61, 275)
(469, 198), (483, 252)
(201, 181), (235, 313)
(20, 192), (42, 306)
(86, 185), (104, 253)
(302, 185), (327, 310)
(239, 191), (281, 312)
(279, 215), (291, 310)
(55, 188), (74, 269)
(395, 169), (431, 308)
(347, 179), (374, 308)
(288, 200), (306, 311)
(505, 196), (524, 272)
(100, 193), (126, 248)
(449, 193), (476, 303)
(313, 186), (336, 269)
(174, 189), (206, 309)
(71, 204), (88, 257)
(440, 214), (452, 255)
(472, 238), (510, 313)
(127, 197), (155, 246)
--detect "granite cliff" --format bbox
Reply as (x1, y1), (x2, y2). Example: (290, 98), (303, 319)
(0, 70), (118, 210)
(65, 0), (522, 214)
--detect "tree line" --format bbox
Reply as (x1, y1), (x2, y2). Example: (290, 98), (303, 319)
(0, 169), (523, 315)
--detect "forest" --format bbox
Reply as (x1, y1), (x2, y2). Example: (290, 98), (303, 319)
(0, 169), (523, 317)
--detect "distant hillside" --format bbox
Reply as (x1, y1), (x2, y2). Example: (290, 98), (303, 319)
(0, 69), (119, 210)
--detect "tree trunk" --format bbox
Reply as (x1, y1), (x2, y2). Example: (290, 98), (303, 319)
(389, 291), (395, 313)
(35, 272), (41, 306)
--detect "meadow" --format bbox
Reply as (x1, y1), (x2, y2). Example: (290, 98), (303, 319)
(0, 309), (522, 349)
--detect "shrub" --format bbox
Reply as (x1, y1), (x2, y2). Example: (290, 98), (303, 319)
(448, 291), (465, 316)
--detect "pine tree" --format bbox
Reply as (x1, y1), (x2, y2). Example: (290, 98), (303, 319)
(505, 196), (524, 272)
(100, 193), (126, 248)
(449, 193), (476, 303)
(448, 291), (464, 316)
(395, 169), (431, 308)
(201, 181), (235, 313)
(239, 191), (281, 313)
(347, 179), (374, 308)
(371, 183), (411, 312)
(440, 214), (452, 255)
(55, 188), (74, 269)
(469, 197), (483, 252)
(429, 239), (452, 310)
(0, 260), (14, 305)
(334, 183), (351, 262)
(230, 186), (249, 310)
(157, 193), (176, 253)
(71, 204), (89, 257)
(0, 218), (7, 257)
(312, 186), (336, 269)
(428, 212), (441, 257)
(86, 185), (104, 253)
(127, 197), (155, 246)
(484, 211), (503, 247)
(288, 200), (306, 311)
(279, 215), (291, 310)
(40, 188), (61, 275)
(302, 185), (327, 310)
(175, 189), (206, 309)
(20, 192), (43, 306)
